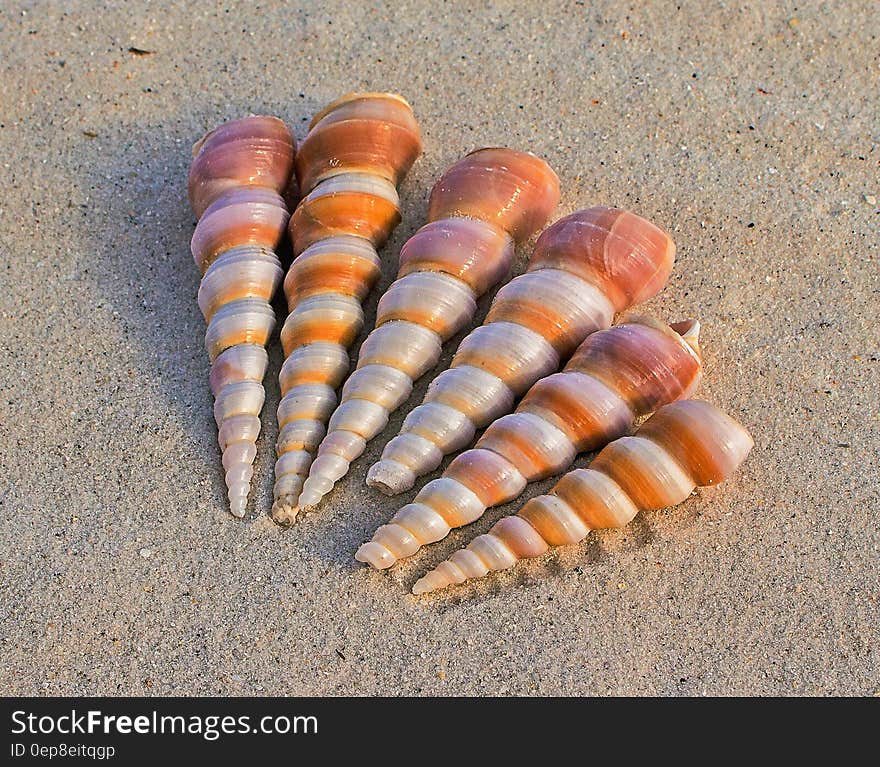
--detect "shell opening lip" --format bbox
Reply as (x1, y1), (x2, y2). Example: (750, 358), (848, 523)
(462, 146), (561, 181)
(466, 145), (536, 159)
(669, 318), (702, 357)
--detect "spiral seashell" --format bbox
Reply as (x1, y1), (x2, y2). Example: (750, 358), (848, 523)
(367, 206), (677, 496)
(355, 316), (702, 569)
(189, 116), (295, 517)
(292, 148), (561, 516)
(412, 400), (753, 594)
(271, 94), (422, 524)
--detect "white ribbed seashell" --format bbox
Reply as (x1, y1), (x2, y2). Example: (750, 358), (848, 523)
(208, 344), (270, 518)
(367, 206), (678, 495)
(189, 116), (294, 518)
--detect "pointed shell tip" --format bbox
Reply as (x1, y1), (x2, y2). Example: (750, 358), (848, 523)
(271, 498), (300, 526)
(355, 541), (397, 569)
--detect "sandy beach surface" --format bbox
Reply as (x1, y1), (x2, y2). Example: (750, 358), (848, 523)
(0, 1), (876, 696)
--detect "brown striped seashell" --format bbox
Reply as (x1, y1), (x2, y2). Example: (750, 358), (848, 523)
(355, 317), (702, 569)
(271, 94), (422, 524)
(412, 400), (753, 594)
(189, 116), (295, 517)
(367, 207), (676, 496)
(291, 148), (561, 517)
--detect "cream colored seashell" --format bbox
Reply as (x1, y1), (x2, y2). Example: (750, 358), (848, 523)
(271, 94), (422, 524)
(368, 206), (677, 495)
(356, 317), (702, 569)
(412, 400), (754, 594)
(189, 116), (295, 518)
(295, 149), (561, 515)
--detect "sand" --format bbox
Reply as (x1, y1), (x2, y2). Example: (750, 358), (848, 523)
(0, 1), (876, 696)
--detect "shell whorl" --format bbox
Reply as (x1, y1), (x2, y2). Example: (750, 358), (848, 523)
(412, 400), (753, 594)
(355, 317), (702, 569)
(427, 147), (561, 241)
(295, 92), (422, 196)
(367, 206), (676, 496)
(272, 94), (422, 524)
(188, 115), (295, 219)
(189, 116), (295, 517)
(295, 148), (561, 515)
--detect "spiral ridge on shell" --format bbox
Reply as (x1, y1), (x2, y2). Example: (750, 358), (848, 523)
(356, 316), (702, 569)
(188, 115), (296, 517)
(412, 400), (753, 594)
(292, 148), (561, 516)
(271, 93), (422, 524)
(367, 206), (677, 496)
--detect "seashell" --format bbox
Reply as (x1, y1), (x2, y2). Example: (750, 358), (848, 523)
(411, 400), (753, 594)
(189, 116), (295, 517)
(367, 206), (676, 496)
(188, 115), (295, 219)
(292, 148), (561, 516)
(355, 317), (702, 569)
(271, 94), (422, 524)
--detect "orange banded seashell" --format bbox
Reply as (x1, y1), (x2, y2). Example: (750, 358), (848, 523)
(271, 94), (422, 523)
(189, 116), (296, 517)
(412, 400), (753, 594)
(356, 317), (701, 569)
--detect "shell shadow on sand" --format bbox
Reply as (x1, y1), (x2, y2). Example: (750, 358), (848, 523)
(68, 103), (324, 525)
(403, 488), (706, 611)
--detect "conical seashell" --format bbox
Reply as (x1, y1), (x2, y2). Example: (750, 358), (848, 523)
(367, 206), (676, 496)
(356, 317), (702, 569)
(271, 93), (422, 524)
(189, 116), (295, 517)
(412, 400), (753, 594)
(293, 148), (561, 516)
